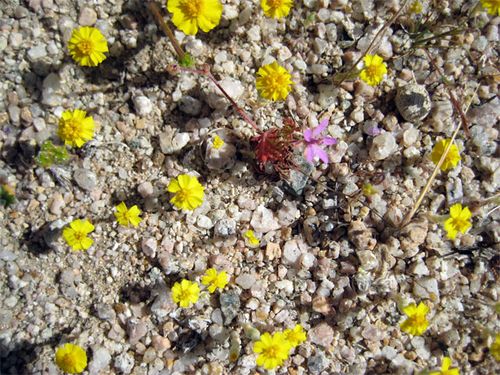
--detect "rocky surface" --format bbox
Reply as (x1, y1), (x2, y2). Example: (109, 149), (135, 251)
(0, 1), (499, 375)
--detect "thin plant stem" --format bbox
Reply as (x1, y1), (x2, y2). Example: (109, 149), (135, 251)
(425, 49), (471, 137)
(148, 2), (185, 62)
(177, 64), (261, 133)
(400, 50), (477, 228)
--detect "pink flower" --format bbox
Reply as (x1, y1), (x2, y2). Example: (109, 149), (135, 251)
(303, 118), (337, 164)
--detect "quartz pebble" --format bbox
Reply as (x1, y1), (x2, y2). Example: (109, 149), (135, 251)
(141, 238), (157, 258)
(250, 205), (280, 233)
(88, 347), (111, 375)
(137, 181), (154, 198)
(133, 96), (153, 116)
(214, 219), (236, 237)
(114, 352), (135, 374)
(159, 129), (190, 154)
(369, 133), (397, 160)
(235, 273), (255, 290)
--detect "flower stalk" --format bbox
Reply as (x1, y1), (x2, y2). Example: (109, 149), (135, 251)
(400, 49), (476, 228)
(148, 2), (186, 63)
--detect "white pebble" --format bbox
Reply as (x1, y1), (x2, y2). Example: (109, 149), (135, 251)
(133, 95), (153, 116)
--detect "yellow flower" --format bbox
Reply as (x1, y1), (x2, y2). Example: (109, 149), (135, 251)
(201, 268), (229, 293)
(68, 26), (108, 67)
(408, 0), (424, 14)
(260, 0), (294, 18)
(63, 219), (94, 251)
(55, 343), (87, 374)
(443, 203), (472, 240)
(480, 0), (500, 16)
(362, 183), (378, 197)
(114, 202), (142, 227)
(58, 109), (95, 148)
(429, 356), (460, 375)
(244, 230), (260, 246)
(359, 54), (387, 86)
(167, 0), (223, 36)
(490, 333), (500, 361)
(167, 174), (205, 211)
(283, 324), (307, 348)
(400, 301), (430, 336)
(212, 135), (225, 150)
(253, 332), (291, 370)
(431, 139), (461, 172)
(256, 61), (294, 101)
(171, 279), (200, 307)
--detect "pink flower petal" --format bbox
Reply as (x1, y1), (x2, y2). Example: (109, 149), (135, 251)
(312, 118), (329, 138)
(303, 128), (313, 142)
(304, 145), (315, 163)
(312, 145), (329, 164)
(321, 137), (337, 146)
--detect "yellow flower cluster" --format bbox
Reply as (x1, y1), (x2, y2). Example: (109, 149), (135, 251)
(58, 109), (95, 148)
(172, 279), (200, 307)
(443, 203), (472, 240)
(260, 0), (294, 18)
(362, 183), (379, 197)
(68, 26), (108, 67)
(55, 343), (87, 374)
(63, 219), (95, 251)
(167, 174), (205, 211)
(201, 268), (229, 293)
(253, 324), (306, 370)
(431, 139), (461, 172)
(359, 54), (387, 86)
(212, 135), (225, 150)
(408, 0), (424, 14)
(167, 0), (294, 37)
(167, 0), (223, 35)
(172, 268), (228, 307)
(400, 301), (430, 336)
(256, 61), (294, 101)
(114, 202), (143, 227)
(243, 229), (260, 246)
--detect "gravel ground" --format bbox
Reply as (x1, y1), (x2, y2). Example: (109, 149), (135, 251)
(0, 0), (499, 374)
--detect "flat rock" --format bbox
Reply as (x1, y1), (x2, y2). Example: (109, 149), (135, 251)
(73, 169), (97, 191)
(309, 322), (334, 347)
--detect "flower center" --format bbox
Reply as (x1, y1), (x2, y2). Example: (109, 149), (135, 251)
(62, 119), (81, 139)
(365, 65), (379, 79)
(267, 0), (283, 9)
(181, 0), (203, 18)
(409, 315), (426, 327)
(176, 189), (190, 203)
(61, 353), (77, 369)
(264, 74), (287, 92)
(179, 289), (192, 301)
(74, 231), (86, 243)
(451, 217), (467, 230)
(263, 345), (279, 359)
(78, 41), (93, 55)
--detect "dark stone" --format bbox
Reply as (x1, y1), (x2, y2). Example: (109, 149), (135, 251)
(219, 290), (240, 324)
